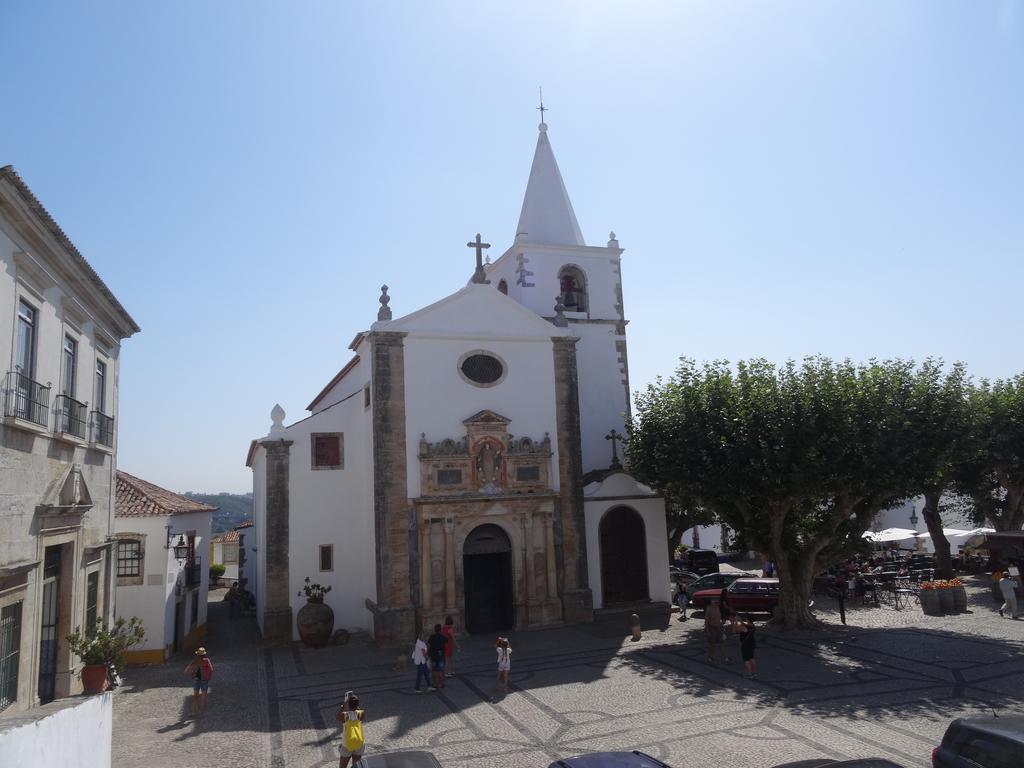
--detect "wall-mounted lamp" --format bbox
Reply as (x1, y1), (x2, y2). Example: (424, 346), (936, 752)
(165, 526), (191, 561)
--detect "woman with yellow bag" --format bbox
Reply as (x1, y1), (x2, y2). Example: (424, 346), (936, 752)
(337, 691), (366, 767)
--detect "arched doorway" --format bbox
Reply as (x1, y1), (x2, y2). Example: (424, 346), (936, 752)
(599, 507), (649, 605)
(462, 524), (514, 634)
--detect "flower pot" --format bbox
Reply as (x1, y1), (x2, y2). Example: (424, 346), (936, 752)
(938, 588), (954, 614)
(297, 600), (335, 648)
(80, 664), (110, 694)
(951, 585), (968, 613)
(920, 589), (941, 616)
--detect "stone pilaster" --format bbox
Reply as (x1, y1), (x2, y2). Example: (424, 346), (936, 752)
(551, 336), (594, 623)
(260, 438), (293, 641)
(370, 331), (416, 645)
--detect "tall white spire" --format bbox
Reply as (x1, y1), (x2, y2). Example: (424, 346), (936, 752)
(515, 122), (585, 247)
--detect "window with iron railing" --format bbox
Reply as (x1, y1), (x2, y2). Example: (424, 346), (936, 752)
(4, 371), (50, 427)
(0, 601), (22, 712)
(91, 410), (114, 447)
(56, 394), (87, 439)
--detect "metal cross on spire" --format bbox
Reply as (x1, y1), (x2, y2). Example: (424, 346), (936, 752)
(605, 429), (623, 470)
(467, 233), (491, 284)
(536, 86), (548, 125)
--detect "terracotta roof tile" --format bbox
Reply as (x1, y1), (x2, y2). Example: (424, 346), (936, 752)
(115, 471), (218, 517)
(221, 530), (240, 543)
(234, 520), (254, 529)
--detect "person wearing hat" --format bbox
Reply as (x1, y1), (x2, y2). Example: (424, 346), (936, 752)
(184, 647), (214, 718)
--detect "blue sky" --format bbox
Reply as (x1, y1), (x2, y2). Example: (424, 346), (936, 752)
(1, 2), (1021, 494)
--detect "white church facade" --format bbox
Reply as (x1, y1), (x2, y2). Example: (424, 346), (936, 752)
(246, 121), (670, 645)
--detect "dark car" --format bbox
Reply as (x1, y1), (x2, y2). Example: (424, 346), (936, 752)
(932, 715), (1024, 768)
(362, 752), (444, 768)
(680, 548), (720, 576)
(691, 578), (781, 613)
(548, 751), (673, 768)
(684, 571), (755, 600)
(772, 760), (905, 768)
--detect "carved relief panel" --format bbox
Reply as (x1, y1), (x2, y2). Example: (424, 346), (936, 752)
(418, 410), (552, 497)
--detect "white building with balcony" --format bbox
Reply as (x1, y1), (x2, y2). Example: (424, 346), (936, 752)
(0, 166), (139, 713)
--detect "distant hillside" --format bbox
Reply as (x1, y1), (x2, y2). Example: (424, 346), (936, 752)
(185, 492), (253, 534)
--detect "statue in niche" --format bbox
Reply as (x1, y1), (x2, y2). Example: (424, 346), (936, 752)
(475, 442), (502, 489)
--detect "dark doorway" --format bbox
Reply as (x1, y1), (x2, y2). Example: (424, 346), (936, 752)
(37, 546), (61, 703)
(462, 524), (514, 634)
(599, 507), (649, 605)
(172, 600), (185, 654)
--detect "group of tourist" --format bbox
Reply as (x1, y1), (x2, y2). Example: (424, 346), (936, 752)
(409, 615), (514, 694)
(700, 589), (758, 678)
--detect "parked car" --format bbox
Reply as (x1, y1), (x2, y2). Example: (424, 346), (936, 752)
(680, 548), (720, 576)
(684, 571), (757, 601)
(932, 715), (1024, 768)
(690, 578), (781, 614)
(669, 567), (700, 585)
(363, 752), (444, 768)
(771, 760), (905, 768)
(548, 751), (673, 768)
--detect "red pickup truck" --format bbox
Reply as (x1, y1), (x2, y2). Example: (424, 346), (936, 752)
(690, 578), (781, 615)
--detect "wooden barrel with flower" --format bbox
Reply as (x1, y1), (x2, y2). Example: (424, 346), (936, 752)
(919, 583), (942, 615)
(935, 580), (955, 613)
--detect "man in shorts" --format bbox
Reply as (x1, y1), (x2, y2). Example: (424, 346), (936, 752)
(427, 624), (447, 690)
(704, 598), (726, 663)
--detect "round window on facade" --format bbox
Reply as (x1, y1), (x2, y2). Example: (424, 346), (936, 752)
(459, 352), (506, 387)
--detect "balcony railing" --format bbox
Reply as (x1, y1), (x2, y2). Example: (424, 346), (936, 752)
(91, 410), (114, 447)
(55, 395), (87, 439)
(185, 559), (202, 588)
(3, 371), (50, 427)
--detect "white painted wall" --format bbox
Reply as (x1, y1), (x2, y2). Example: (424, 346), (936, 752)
(0, 691), (112, 768)
(583, 473), (671, 610)
(113, 510), (212, 654)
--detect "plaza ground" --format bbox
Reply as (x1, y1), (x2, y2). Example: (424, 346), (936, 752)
(112, 579), (1024, 768)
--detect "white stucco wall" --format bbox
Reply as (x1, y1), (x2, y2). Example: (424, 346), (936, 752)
(583, 473), (671, 610)
(113, 510), (212, 654)
(0, 691), (112, 768)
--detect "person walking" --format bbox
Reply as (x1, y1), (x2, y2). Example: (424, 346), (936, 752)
(337, 691), (366, 767)
(495, 637), (512, 693)
(412, 631), (430, 693)
(225, 582), (243, 617)
(427, 624), (447, 690)
(732, 614), (757, 678)
(998, 572), (1019, 619)
(442, 615), (461, 677)
(704, 598), (726, 662)
(675, 578), (689, 621)
(831, 573), (848, 625)
(184, 647), (214, 719)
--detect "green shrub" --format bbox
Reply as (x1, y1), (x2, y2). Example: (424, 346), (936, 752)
(209, 563), (226, 581)
(67, 617), (145, 673)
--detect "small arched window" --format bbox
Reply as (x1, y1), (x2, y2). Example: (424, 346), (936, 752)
(558, 265), (587, 313)
(497, 278), (508, 295)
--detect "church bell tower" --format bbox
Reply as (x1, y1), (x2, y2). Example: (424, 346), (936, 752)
(485, 118), (632, 476)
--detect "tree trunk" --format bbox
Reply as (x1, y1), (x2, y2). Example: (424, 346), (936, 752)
(923, 491), (952, 579)
(692, 526), (701, 549)
(771, 554), (822, 629)
(667, 524), (685, 561)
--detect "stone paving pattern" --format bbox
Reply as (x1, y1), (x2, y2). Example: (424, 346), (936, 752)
(113, 579), (1024, 768)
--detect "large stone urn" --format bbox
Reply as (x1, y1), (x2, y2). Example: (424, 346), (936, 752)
(297, 600), (335, 648)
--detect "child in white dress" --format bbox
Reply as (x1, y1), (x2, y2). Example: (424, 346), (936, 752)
(495, 637), (512, 693)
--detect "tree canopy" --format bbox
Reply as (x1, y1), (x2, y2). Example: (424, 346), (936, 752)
(628, 357), (972, 628)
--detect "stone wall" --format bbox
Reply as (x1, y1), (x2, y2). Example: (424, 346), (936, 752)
(260, 438), (292, 641)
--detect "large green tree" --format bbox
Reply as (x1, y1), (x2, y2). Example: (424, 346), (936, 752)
(958, 375), (1024, 532)
(628, 357), (959, 629)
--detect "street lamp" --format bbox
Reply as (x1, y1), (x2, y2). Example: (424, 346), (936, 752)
(165, 526), (191, 561)
(909, 505), (919, 527)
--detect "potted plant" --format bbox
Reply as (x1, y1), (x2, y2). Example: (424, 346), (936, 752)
(949, 577), (968, 613)
(296, 577), (334, 648)
(66, 617), (145, 694)
(919, 582), (941, 615)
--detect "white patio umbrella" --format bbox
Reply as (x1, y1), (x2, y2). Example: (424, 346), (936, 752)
(913, 528), (973, 540)
(862, 528), (920, 543)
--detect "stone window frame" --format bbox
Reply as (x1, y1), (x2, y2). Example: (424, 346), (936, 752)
(457, 349), (508, 389)
(363, 384), (371, 409)
(111, 533), (145, 586)
(436, 468), (464, 486)
(557, 264), (589, 314)
(311, 432), (344, 470)
(319, 544), (334, 573)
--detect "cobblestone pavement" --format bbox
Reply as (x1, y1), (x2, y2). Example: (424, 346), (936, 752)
(113, 577), (1024, 768)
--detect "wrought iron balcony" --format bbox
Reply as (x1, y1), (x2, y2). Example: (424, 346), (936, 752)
(3, 371), (50, 427)
(91, 410), (114, 448)
(55, 395), (87, 439)
(185, 559), (202, 588)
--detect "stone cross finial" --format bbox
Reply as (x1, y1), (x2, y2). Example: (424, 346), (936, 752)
(552, 296), (568, 327)
(467, 233), (491, 284)
(605, 429), (624, 470)
(377, 285), (392, 321)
